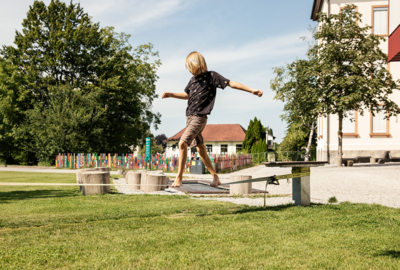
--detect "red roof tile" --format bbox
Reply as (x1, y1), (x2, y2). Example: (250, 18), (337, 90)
(167, 124), (246, 142)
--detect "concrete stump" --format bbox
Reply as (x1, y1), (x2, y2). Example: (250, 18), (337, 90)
(138, 170), (148, 186)
(292, 167), (310, 206)
(140, 174), (164, 193)
(81, 171), (108, 195)
(77, 167), (110, 193)
(97, 167), (111, 193)
(160, 176), (169, 190)
(229, 175), (252, 195)
(126, 171), (141, 190)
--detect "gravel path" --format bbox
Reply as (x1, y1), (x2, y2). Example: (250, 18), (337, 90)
(204, 163), (400, 208)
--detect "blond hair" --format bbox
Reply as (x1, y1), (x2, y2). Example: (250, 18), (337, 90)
(185, 51), (208, 77)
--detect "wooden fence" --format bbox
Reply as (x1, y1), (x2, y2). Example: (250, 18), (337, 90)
(55, 153), (253, 173)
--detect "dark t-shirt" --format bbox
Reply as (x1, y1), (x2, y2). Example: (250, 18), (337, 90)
(184, 71), (230, 116)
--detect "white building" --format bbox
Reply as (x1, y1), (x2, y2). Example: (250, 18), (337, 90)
(165, 124), (247, 157)
(311, 0), (400, 164)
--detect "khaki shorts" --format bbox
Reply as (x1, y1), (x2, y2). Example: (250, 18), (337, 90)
(181, 114), (208, 148)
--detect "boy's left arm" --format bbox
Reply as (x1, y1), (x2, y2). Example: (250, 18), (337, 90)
(228, 81), (263, 97)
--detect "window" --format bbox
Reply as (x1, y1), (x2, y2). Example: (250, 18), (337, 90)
(206, 144), (213, 154)
(342, 110), (358, 137)
(370, 106), (390, 137)
(236, 144), (242, 153)
(372, 6), (388, 36)
(221, 145), (228, 155)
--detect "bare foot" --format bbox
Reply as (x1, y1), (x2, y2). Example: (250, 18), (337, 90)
(171, 177), (182, 187)
(210, 174), (221, 187)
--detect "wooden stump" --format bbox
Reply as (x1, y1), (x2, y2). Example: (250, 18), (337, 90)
(140, 174), (164, 193)
(81, 171), (108, 195)
(229, 175), (252, 195)
(126, 171), (141, 190)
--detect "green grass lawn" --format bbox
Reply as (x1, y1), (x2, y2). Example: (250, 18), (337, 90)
(1, 171), (400, 269)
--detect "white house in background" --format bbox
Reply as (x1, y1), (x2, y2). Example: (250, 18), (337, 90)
(311, 0), (400, 164)
(165, 124), (247, 157)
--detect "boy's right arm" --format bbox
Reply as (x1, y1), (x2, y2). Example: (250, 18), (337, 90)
(162, 92), (189, 100)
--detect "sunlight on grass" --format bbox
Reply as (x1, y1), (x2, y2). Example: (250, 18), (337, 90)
(0, 172), (400, 269)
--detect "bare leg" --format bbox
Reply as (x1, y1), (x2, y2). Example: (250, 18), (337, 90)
(196, 143), (221, 187)
(172, 140), (188, 187)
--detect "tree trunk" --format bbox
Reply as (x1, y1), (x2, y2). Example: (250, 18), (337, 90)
(337, 112), (343, 167)
(305, 122), (315, 161)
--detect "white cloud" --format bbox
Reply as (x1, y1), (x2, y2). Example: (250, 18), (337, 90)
(158, 30), (310, 76)
(81, 0), (195, 31)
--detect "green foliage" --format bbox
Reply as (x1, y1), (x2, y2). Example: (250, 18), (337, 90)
(243, 117), (266, 153)
(27, 84), (104, 163)
(0, 0), (161, 164)
(279, 120), (312, 152)
(328, 196), (338, 203)
(271, 29), (319, 158)
(251, 139), (268, 154)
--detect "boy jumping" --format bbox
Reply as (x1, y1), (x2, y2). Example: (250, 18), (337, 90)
(162, 51), (263, 187)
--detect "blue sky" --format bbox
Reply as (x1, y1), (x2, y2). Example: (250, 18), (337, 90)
(0, 0), (317, 143)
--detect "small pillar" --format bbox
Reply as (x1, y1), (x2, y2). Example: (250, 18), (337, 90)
(140, 174), (164, 193)
(77, 167), (110, 193)
(229, 175), (252, 195)
(81, 171), (108, 195)
(126, 171), (141, 190)
(292, 167), (310, 206)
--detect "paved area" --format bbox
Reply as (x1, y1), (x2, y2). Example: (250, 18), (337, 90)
(1, 163), (400, 208)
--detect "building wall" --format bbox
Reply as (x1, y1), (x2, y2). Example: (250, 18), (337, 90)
(389, 0), (400, 34)
(165, 141), (244, 157)
(316, 0), (400, 164)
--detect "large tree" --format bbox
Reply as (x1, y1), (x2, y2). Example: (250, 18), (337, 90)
(271, 45), (320, 161)
(0, 0), (161, 164)
(242, 117), (267, 153)
(315, 5), (400, 166)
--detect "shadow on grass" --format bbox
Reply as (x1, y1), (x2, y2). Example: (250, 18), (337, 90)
(232, 202), (327, 214)
(0, 189), (80, 202)
(376, 250), (400, 259)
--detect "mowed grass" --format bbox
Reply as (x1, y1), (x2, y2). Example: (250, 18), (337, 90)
(1, 172), (400, 269)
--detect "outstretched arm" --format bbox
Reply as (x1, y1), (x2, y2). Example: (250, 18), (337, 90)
(228, 81), (263, 97)
(162, 92), (189, 100)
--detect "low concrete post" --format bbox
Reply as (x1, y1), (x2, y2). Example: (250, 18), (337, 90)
(81, 171), (108, 195)
(140, 174), (164, 193)
(229, 175), (252, 195)
(292, 167), (310, 206)
(126, 171), (141, 190)
(77, 168), (110, 193)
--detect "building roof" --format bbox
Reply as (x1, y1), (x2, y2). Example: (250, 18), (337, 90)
(166, 124), (247, 142)
(311, 0), (323, 21)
